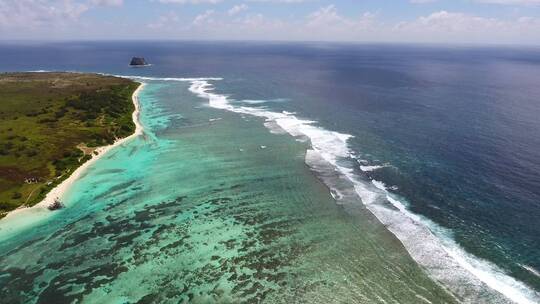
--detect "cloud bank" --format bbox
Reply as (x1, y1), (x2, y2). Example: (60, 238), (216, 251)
(0, 0), (539, 45)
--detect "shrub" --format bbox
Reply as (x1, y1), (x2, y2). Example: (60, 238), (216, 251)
(0, 202), (13, 211)
(26, 149), (38, 157)
(12, 192), (22, 199)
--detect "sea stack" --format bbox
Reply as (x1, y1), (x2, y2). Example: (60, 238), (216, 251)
(130, 57), (148, 66)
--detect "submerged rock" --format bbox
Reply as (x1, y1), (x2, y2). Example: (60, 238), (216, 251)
(130, 57), (148, 66)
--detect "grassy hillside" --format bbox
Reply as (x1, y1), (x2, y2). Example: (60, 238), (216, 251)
(0, 72), (139, 216)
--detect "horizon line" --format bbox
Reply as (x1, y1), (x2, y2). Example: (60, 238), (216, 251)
(1, 39), (540, 49)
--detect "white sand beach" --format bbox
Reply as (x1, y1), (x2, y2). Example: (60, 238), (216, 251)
(1, 83), (145, 220)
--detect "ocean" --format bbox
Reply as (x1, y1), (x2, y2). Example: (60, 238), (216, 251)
(0, 41), (539, 303)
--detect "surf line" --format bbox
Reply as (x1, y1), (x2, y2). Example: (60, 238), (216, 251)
(162, 76), (538, 304)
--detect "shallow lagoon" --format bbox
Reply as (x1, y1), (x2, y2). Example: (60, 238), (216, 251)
(0, 81), (456, 303)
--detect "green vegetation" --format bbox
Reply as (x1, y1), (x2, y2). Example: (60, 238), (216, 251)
(0, 72), (139, 216)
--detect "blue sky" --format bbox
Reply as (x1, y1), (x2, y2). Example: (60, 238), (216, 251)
(1, 0), (540, 44)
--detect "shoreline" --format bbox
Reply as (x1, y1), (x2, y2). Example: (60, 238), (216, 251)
(1, 82), (145, 220)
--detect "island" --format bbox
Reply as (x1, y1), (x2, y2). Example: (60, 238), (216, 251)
(130, 57), (148, 66)
(0, 72), (140, 217)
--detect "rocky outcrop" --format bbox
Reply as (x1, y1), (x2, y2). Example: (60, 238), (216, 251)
(48, 198), (64, 211)
(130, 57), (147, 66)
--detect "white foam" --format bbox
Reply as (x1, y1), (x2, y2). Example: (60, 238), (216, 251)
(263, 121), (287, 134)
(115, 75), (223, 82)
(521, 265), (540, 278)
(186, 78), (540, 304)
(129, 64), (152, 68)
(371, 180), (388, 191)
(360, 165), (387, 172)
(238, 98), (289, 105)
(240, 99), (267, 104)
(381, 193), (539, 304)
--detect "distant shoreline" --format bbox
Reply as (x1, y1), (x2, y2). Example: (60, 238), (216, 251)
(2, 83), (145, 220)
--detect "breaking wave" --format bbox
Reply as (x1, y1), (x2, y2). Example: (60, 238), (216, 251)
(118, 75), (223, 82)
(235, 98), (290, 105)
(128, 75), (540, 304)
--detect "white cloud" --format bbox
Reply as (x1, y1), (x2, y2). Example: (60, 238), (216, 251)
(246, 0), (307, 2)
(0, 0), (89, 30)
(157, 0), (223, 4)
(302, 5), (379, 40)
(91, 0), (123, 6)
(141, 4), (540, 44)
(193, 10), (216, 26)
(147, 12), (180, 29)
(228, 4), (248, 16)
(306, 5), (353, 28)
(474, 0), (540, 4)
(2, 1), (540, 44)
(410, 0), (437, 3)
(393, 10), (540, 43)
(0, 0), (125, 33)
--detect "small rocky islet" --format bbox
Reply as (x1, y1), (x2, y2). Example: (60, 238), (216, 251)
(130, 57), (148, 66)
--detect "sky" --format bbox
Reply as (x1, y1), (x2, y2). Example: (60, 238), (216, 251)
(1, 0), (540, 44)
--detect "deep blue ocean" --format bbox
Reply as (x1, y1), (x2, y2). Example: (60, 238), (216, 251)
(1, 41), (539, 303)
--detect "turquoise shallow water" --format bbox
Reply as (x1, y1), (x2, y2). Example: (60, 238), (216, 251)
(0, 81), (457, 303)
